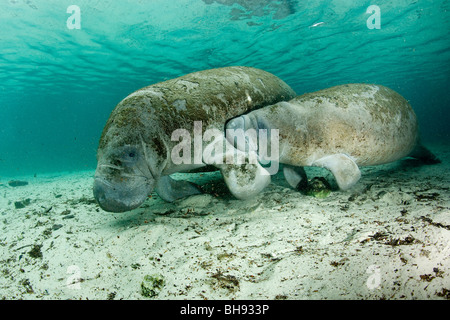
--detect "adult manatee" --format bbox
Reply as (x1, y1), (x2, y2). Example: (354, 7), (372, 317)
(93, 66), (296, 212)
(226, 83), (440, 191)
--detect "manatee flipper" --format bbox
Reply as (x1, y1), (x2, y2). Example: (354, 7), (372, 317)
(155, 175), (202, 202)
(283, 165), (307, 190)
(220, 163), (271, 199)
(203, 135), (271, 199)
(409, 144), (441, 164)
(312, 154), (361, 190)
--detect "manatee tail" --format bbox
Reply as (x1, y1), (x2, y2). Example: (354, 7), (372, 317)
(409, 144), (441, 164)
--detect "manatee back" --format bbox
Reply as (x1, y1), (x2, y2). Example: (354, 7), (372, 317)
(260, 84), (419, 166)
(98, 66), (296, 152)
(304, 84), (418, 165)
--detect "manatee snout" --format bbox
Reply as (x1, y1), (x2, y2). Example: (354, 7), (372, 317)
(93, 145), (155, 212)
(93, 176), (153, 212)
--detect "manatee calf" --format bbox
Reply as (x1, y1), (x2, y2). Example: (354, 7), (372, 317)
(226, 83), (440, 191)
(93, 66), (296, 212)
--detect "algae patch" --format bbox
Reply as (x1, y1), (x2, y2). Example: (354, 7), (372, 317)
(301, 177), (332, 198)
(141, 274), (165, 298)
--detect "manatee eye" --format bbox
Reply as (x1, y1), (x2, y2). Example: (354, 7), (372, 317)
(124, 150), (138, 161)
(109, 146), (140, 169)
(120, 146), (139, 165)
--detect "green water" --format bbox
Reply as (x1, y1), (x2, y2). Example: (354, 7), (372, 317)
(0, 0), (449, 176)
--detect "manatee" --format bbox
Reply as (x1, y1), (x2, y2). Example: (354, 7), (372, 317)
(226, 83), (440, 191)
(93, 66), (296, 212)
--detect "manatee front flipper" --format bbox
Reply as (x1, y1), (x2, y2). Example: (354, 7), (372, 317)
(155, 175), (202, 202)
(220, 163), (271, 199)
(312, 154), (361, 190)
(203, 134), (271, 199)
(283, 165), (307, 190)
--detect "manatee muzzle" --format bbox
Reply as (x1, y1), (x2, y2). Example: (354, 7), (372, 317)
(93, 177), (152, 212)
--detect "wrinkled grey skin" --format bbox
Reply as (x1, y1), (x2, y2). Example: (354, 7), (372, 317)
(93, 66), (296, 212)
(227, 84), (440, 192)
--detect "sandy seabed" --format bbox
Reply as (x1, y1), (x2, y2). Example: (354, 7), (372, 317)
(0, 142), (449, 300)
